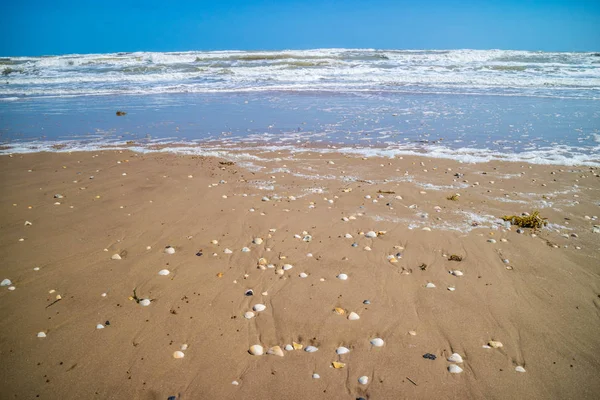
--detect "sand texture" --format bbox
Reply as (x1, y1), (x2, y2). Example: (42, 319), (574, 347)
(1, 150), (599, 399)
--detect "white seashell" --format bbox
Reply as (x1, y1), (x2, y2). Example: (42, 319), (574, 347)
(358, 376), (369, 385)
(364, 246), (371, 251)
(447, 287), (456, 291)
(285, 344), (294, 351)
(306, 253), (313, 257)
(262, 197), (270, 202)
(158, 269), (170, 276)
(336, 347), (350, 355)
(173, 351), (185, 359)
(370, 338), (384, 347)
(8, 286), (15, 291)
(450, 270), (464, 277)
(241, 247), (250, 252)
(253, 304), (266, 312)
(448, 364), (463, 374)
(224, 248), (233, 254)
(515, 366), (526, 373)
(211, 239), (219, 245)
(282, 264), (294, 271)
(1, 279), (12, 286)
(164, 246), (175, 254)
(249, 345), (264, 355)
(111, 254), (122, 260)
(487, 239), (496, 244)
(232, 380), (239, 385)
(348, 312), (360, 320)
(34, 267), (40, 271)
(448, 353), (463, 363)
(488, 340), (503, 348)
(312, 373), (320, 379)
(422, 227), (432, 231)
(267, 346), (284, 357)
(37, 332), (46, 338)
(181, 344), (188, 351)
(244, 311), (255, 319)
(426, 282), (436, 288)
(96, 324), (105, 330)
(344, 233), (353, 239)
(139, 299), (151, 306)
(24, 221), (32, 226)
(299, 272), (308, 278)
(342, 217), (349, 222)
(253, 238), (263, 245)
(289, 196), (296, 201)
(365, 231), (377, 238)
(305, 346), (319, 353)
(337, 273), (348, 280)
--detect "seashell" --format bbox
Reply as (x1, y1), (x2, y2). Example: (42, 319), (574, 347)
(139, 299), (151, 306)
(241, 247), (250, 252)
(245, 289), (254, 296)
(450, 270), (463, 277)
(8, 286), (15, 291)
(337, 273), (348, 280)
(111, 254), (122, 260)
(358, 376), (369, 385)
(262, 197), (270, 202)
(211, 239), (219, 245)
(244, 311), (255, 319)
(364, 246), (372, 251)
(34, 267), (40, 271)
(349, 216), (357, 220)
(1, 279), (12, 286)
(276, 269), (284, 275)
(447, 287), (456, 291)
(267, 346), (284, 357)
(54, 194), (63, 199)
(253, 238), (263, 245)
(488, 340), (503, 348)
(181, 344), (188, 350)
(158, 269), (170, 276)
(282, 264), (294, 271)
(164, 246), (175, 254)
(284, 344), (293, 351)
(422, 227), (432, 231)
(96, 324), (105, 330)
(515, 366), (526, 373)
(365, 231), (377, 238)
(448, 364), (463, 374)
(299, 272), (308, 278)
(342, 217), (349, 222)
(332, 361), (346, 368)
(487, 239), (496, 244)
(253, 304), (266, 312)
(344, 233), (353, 239)
(388, 256), (398, 263)
(224, 248), (233, 254)
(408, 330), (417, 336)
(249, 345), (264, 356)
(173, 351), (185, 359)
(312, 373), (320, 379)
(334, 307), (346, 315)
(336, 347), (350, 355)
(370, 338), (384, 347)
(37, 332), (46, 338)
(305, 346), (318, 353)
(303, 235), (312, 242)
(348, 312), (360, 320)
(447, 353), (463, 363)
(426, 282), (436, 288)
(24, 221), (32, 226)
(292, 342), (303, 350)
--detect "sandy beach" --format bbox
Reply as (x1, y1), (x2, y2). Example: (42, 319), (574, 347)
(1, 149), (599, 399)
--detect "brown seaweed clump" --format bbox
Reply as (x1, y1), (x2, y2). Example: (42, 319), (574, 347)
(447, 194), (459, 201)
(448, 255), (463, 262)
(501, 211), (548, 229)
(116, 111), (127, 116)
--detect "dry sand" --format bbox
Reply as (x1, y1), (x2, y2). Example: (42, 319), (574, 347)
(1, 149), (599, 399)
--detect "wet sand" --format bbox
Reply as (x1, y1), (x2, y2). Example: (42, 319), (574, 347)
(1, 149), (599, 399)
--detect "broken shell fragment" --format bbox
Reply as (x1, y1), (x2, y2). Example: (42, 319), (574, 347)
(139, 299), (151, 306)
(292, 342), (303, 350)
(332, 362), (346, 369)
(111, 254), (122, 260)
(244, 311), (255, 319)
(515, 366), (526, 373)
(337, 273), (348, 280)
(267, 346), (284, 357)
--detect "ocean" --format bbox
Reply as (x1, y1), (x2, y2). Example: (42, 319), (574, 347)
(1, 49), (599, 165)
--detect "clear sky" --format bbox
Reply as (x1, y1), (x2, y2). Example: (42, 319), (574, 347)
(2, 0), (599, 56)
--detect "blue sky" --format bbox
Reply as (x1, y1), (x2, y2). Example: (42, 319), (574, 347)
(2, 0), (599, 56)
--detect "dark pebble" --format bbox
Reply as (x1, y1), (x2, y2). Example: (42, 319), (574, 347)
(423, 353), (437, 360)
(105, 321), (110, 326)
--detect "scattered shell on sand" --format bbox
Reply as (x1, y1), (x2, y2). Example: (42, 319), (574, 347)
(1, 279), (12, 287)
(348, 312), (360, 320)
(334, 307), (346, 315)
(448, 353), (463, 363)
(344, 233), (353, 239)
(515, 366), (526, 373)
(249, 345), (264, 356)
(173, 351), (185, 359)
(293, 342), (303, 350)
(241, 247), (250, 252)
(111, 254), (122, 260)
(8, 286), (15, 291)
(164, 246), (175, 254)
(299, 272), (308, 278)
(158, 269), (170, 276)
(336, 347), (350, 355)
(96, 324), (105, 330)
(267, 346), (284, 357)
(305, 346), (319, 353)
(426, 282), (436, 288)
(285, 344), (294, 351)
(408, 330), (417, 336)
(358, 376), (369, 385)
(24, 221), (32, 226)
(244, 311), (255, 319)
(448, 364), (463, 374)
(312, 373), (320, 379)
(488, 340), (503, 348)
(139, 299), (151, 306)
(450, 270), (464, 277)
(448, 287), (456, 291)
(181, 344), (188, 351)
(37, 332), (46, 338)
(253, 304), (266, 312)
(337, 273), (348, 280)
(282, 264), (294, 271)
(224, 248), (233, 254)
(332, 361), (346, 368)
(487, 239), (497, 244)
(370, 338), (384, 347)
(253, 238), (263, 245)
(365, 231), (377, 238)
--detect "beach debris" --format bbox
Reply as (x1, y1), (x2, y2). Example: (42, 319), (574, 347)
(111, 254), (122, 260)
(336, 347), (350, 355)
(337, 273), (348, 280)
(1, 279), (12, 287)
(450, 270), (464, 277)
(312, 373), (320, 379)
(365, 231), (377, 238)
(96, 324), (105, 330)
(216, 272), (224, 278)
(448, 255), (462, 262)
(488, 340), (503, 348)
(348, 312), (360, 320)
(244, 311), (255, 319)
(116, 111), (127, 116)
(244, 289), (254, 296)
(592, 226), (600, 234)
(293, 342), (303, 350)
(37, 332), (47, 338)
(285, 344), (294, 351)
(363, 300), (370, 305)
(24, 221), (32, 226)
(261, 197), (270, 202)
(448, 364), (463, 374)
(332, 361), (346, 368)
(282, 264), (294, 271)
(241, 247), (250, 252)
(139, 299), (151, 306)
(487, 239), (497, 244)
(224, 248), (233, 254)
(334, 307), (346, 316)
(447, 194), (459, 201)
(173, 350), (185, 359)
(252, 238), (263, 245)
(515, 366), (526, 373)
(253, 304), (266, 312)
(358, 376), (369, 385)
(164, 246), (175, 254)
(249, 345), (264, 356)
(299, 272), (308, 278)
(447, 353), (463, 363)
(501, 211), (547, 229)
(370, 338), (384, 347)
(423, 353), (437, 360)
(448, 286), (456, 291)
(54, 194), (64, 199)
(267, 346), (284, 357)
(305, 346), (319, 353)
(426, 282), (436, 288)
(158, 269), (170, 276)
